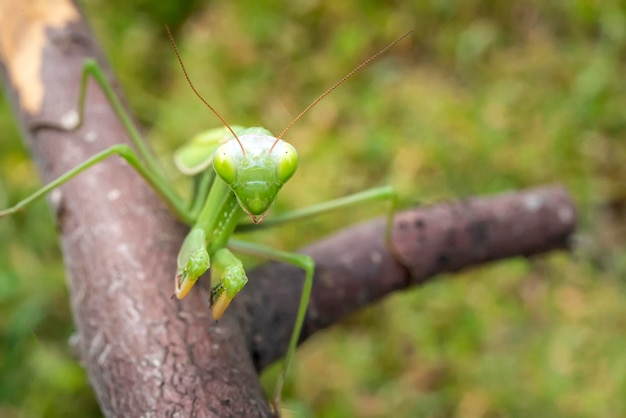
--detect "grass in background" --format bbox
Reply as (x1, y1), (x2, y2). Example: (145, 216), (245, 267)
(1, 1), (625, 417)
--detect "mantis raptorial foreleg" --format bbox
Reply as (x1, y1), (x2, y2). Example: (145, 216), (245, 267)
(209, 247), (248, 318)
(188, 169), (216, 217)
(176, 228), (211, 296)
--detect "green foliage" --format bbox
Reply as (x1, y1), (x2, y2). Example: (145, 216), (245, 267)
(1, 0), (625, 416)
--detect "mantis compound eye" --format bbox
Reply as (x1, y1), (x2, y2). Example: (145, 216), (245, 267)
(213, 144), (237, 185)
(274, 141), (298, 183)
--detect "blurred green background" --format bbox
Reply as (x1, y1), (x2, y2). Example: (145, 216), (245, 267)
(1, 1), (625, 417)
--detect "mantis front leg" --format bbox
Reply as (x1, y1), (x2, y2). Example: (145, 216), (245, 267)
(174, 230), (249, 311)
(175, 228), (211, 299)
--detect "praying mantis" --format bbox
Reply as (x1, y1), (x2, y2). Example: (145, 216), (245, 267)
(0, 27), (411, 412)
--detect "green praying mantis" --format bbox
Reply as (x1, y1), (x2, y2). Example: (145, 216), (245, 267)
(0, 27), (411, 411)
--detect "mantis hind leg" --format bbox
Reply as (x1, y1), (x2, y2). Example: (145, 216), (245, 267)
(16, 59), (194, 223)
(31, 59), (162, 178)
(0, 144), (193, 223)
(227, 239), (314, 414)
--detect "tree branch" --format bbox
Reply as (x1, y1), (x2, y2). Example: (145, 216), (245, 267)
(238, 185), (575, 370)
(0, 2), (577, 417)
(1, 3), (270, 417)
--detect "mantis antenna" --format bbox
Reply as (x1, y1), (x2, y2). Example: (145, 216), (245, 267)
(165, 25), (246, 155)
(270, 30), (413, 153)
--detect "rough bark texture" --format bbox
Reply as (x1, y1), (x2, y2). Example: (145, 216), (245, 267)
(239, 185), (575, 370)
(0, 2), (577, 417)
(1, 2), (270, 417)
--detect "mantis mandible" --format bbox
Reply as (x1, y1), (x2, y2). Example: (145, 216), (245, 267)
(0, 27), (412, 411)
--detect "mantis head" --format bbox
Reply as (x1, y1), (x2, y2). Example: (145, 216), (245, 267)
(167, 24), (411, 224)
(213, 133), (298, 223)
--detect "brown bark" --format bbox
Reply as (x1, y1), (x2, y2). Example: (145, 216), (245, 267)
(238, 185), (575, 370)
(1, 2), (270, 417)
(0, 2), (577, 417)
